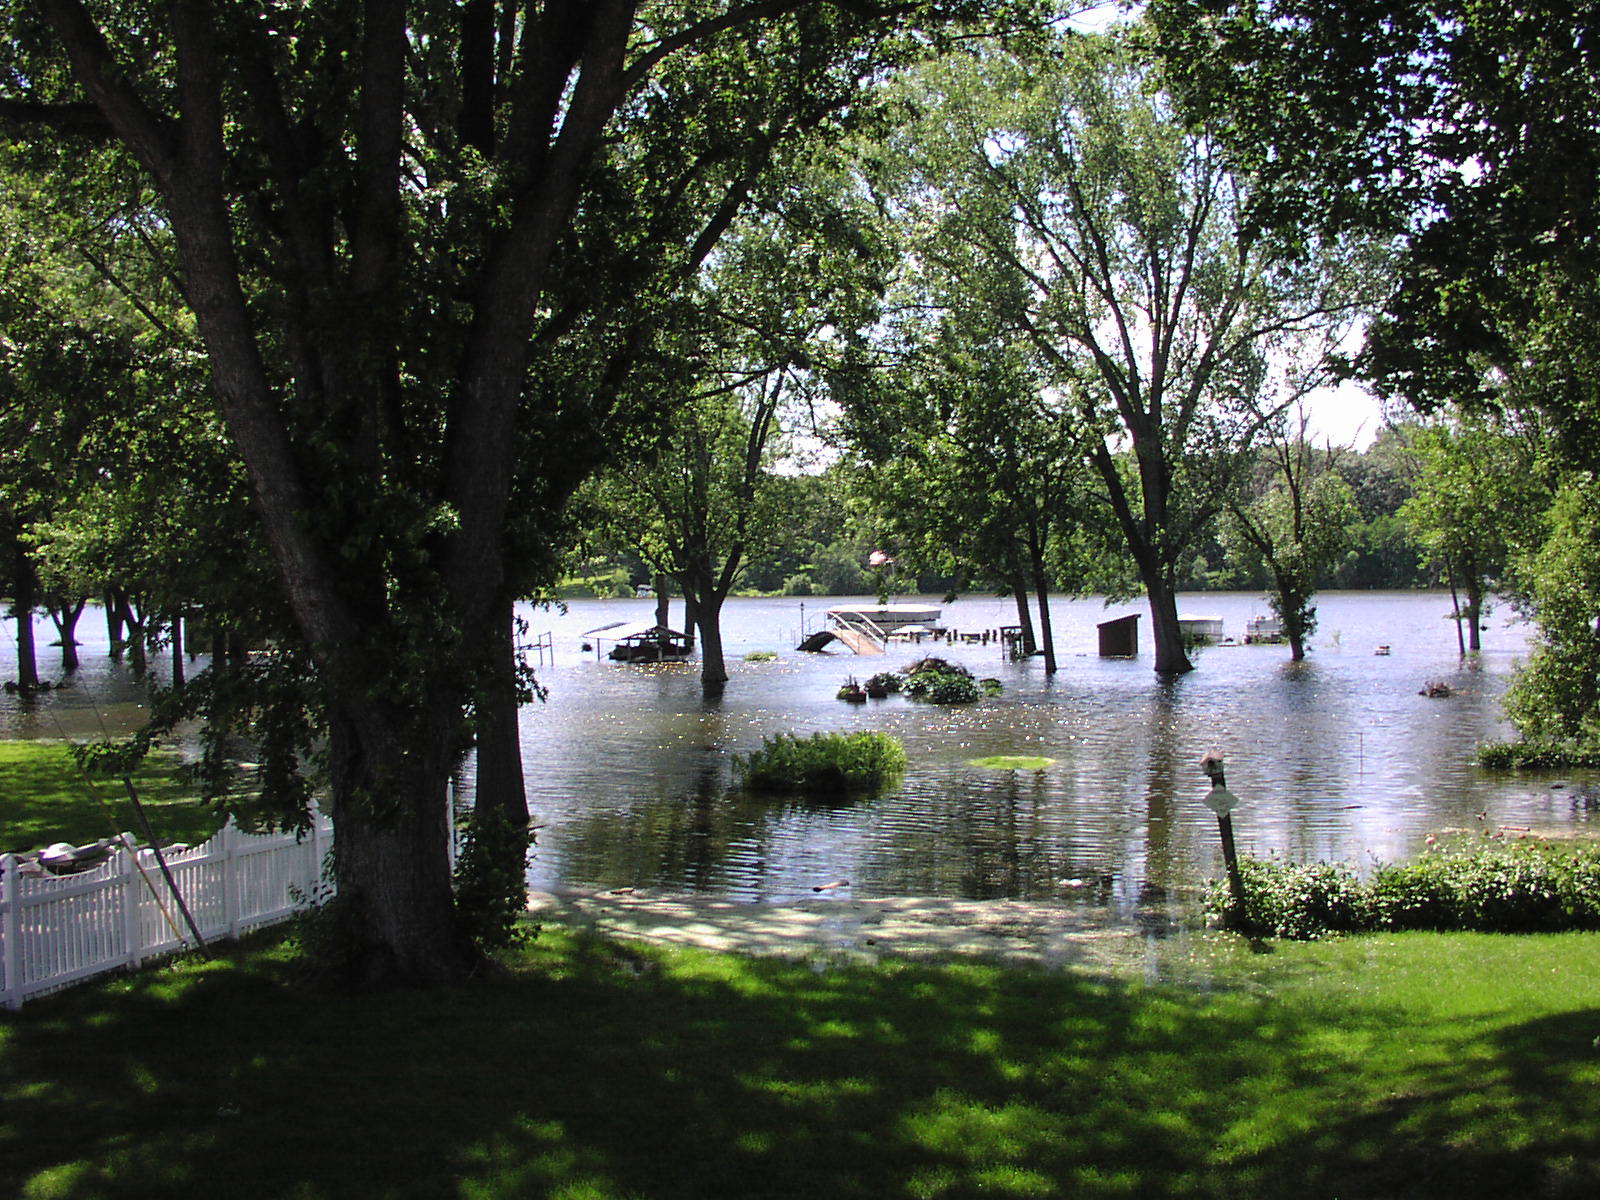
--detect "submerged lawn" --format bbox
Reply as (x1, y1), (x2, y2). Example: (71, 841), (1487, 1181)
(2, 926), (1598, 1199)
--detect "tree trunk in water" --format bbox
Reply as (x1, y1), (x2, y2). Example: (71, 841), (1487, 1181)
(683, 593), (701, 651)
(1286, 626), (1306, 662)
(50, 600), (84, 672)
(10, 601), (39, 692)
(9, 542), (39, 690)
(115, 594), (147, 676)
(1008, 563), (1038, 655)
(105, 588), (127, 660)
(1145, 580), (1193, 675)
(654, 574), (670, 632)
(1275, 576), (1308, 663)
(1027, 540), (1057, 674)
(170, 613), (186, 688)
(697, 597), (729, 698)
(1446, 565), (1467, 656)
(473, 596), (529, 831)
(320, 707), (483, 989)
(1465, 581), (1484, 653)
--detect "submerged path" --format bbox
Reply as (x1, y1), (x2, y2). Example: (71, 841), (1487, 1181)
(528, 889), (1173, 973)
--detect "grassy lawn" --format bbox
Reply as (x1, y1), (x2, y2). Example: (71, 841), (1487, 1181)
(0, 739), (223, 854)
(2, 924), (1597, 1199)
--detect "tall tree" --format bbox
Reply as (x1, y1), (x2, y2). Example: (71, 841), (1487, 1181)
(1222, 414), (1357, 661)
(878, 25), (1366, 672)
(2, 1), (1024, 985)
(1400, 415), (1549, 653)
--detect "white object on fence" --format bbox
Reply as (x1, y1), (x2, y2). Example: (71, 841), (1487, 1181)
(1, 807), (332, 1010)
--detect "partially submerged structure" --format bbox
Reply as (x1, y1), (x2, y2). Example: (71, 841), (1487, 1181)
(583, 622), (693, 662)
(798, 604), (944, 655)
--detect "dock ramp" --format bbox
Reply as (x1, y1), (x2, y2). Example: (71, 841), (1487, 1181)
(797, 613), (887, 655)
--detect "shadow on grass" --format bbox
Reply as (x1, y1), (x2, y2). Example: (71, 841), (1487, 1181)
(2, 929), (1598, 1199)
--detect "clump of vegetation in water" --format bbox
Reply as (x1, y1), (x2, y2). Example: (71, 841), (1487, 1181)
(734, 731), (908, 794)
(864, 671), (902, 695)
(1207, 838), (1600, 939)
(1479, 739), (1600, 769)
(744, 650), (778, 662)
(899, 657), (1001, 704)
(969, 755), (1054, 770)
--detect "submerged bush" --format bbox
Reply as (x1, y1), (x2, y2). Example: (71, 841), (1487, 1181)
(734, 731), (908, 795)
(899, 657), (998, 704)
(1478, 739), (1600, 769)
(1206, 839), (1600, 938)
(865, 671), (903, 695)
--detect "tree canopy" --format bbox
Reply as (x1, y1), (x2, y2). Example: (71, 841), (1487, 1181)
(0, 0), (1043, 985)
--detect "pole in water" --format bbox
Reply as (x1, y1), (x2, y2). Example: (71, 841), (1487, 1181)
(1200, 752), (1245, 925)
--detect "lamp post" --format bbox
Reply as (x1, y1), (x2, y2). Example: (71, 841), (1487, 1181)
(1200, 751), (1246, 924)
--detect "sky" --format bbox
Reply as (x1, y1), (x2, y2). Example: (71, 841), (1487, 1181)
(1303, 381), (1388, 450)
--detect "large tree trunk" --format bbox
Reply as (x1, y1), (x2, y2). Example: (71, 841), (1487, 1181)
(691, 572), (730, 697)
(1145, 577), (1192, 676)
(654, 573), (670, 632)
(10, 599), (39, 693)
(1273, 570), (1310, 663)
(1091, 444), (1194, 675)
(1464, 580), (1484, 653)
(319, 705), (483, 989)
(697, 609), (728, 697)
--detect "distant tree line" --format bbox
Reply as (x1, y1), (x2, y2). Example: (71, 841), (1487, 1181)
(570, 420), (1456, 602)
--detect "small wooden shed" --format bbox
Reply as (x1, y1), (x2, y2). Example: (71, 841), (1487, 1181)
(1097, 613), (1140, 657)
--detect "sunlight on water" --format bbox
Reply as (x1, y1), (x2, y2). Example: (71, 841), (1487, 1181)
(503, 592), (1598, 915)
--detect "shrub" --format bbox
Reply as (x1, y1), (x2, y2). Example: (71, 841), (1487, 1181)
(905, 656), (969, 679)
(1212, 857), (1374, 939)
(1478, 739), (1600, 769)
(865, 671), (903, 695)
(907, 670), (983, 704)
(1206, 839), (1600, 938)
(453, 813), (539, 952)
(900, 657), (994, 704)
(734, 731), (908, 795)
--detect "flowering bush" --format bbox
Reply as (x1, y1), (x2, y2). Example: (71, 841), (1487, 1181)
(1205, 839), (1600, 938)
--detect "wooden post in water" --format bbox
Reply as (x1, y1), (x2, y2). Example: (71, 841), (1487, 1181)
(1200, 752), (1246, 926)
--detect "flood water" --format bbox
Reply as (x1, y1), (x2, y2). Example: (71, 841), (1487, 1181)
(505, 591), (1596, 916)
(5, 593), (1597, 921)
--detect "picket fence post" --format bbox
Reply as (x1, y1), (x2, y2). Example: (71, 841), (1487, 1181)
(121, 843), (143, 970)
(221, 818), (242, 940)
(2, 853), (19, 1011)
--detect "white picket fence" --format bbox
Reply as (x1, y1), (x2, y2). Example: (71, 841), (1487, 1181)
(1, 809), (333, 1010)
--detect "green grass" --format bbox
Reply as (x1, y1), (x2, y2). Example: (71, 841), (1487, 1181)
(0, 739), (222, 854)
(3, 925), (1598, 1199)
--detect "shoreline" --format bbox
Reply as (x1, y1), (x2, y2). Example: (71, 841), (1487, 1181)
(528, 888), (1179, 971)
